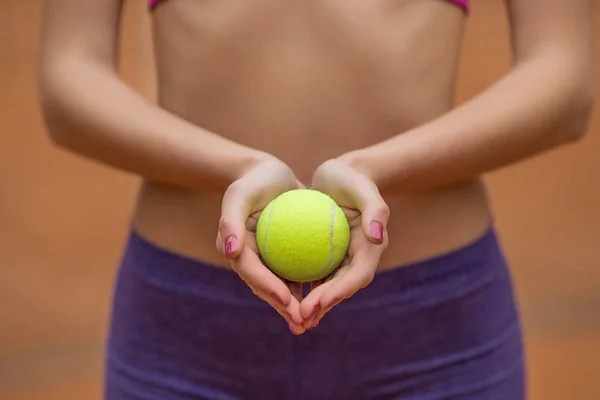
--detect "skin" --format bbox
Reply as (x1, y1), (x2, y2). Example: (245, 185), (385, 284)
(39, 0), (595, 335)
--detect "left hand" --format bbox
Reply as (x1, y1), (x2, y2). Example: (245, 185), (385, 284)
(300, 156), (390, 330)
(216, 156), (307, 335)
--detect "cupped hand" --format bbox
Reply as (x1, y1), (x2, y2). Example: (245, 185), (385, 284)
(300, 157), (390, 330)
(216, 156), (307, 335)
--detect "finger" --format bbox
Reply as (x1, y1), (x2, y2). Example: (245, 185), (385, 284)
(265, 282), (304, 326)
(231, 245), (292, 307)
(301, 262), (350, 318)
(257, 289), (305, 334)
(266, 299), (305, 335)
(301, 282), (329, 319)
(352, 184), (390, 245)
(300, 282), (331, 329)
(245, 212), (260, 232)
(309, 276), (329, 292)
(320, 245), (382, 310)
(296, 179), (307, 189)
(238, 262), (305, 332)
(308, 257), (345, 293)
(311, 241), (387, 328)
(285, 297), (305, 327)
(315, 165), (390, 245)
(302, 273), (335, 325)
(299, 270), (348, 329)
(219, 182), (252, 259)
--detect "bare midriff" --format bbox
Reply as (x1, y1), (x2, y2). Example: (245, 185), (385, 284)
(133, 0), (492, 270)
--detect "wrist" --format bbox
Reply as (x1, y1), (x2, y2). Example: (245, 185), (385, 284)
(228, 148), (274, 181)
(337, 149), (379, 183)
(203, 144), (272, 191)
(337, 147), (406, 195)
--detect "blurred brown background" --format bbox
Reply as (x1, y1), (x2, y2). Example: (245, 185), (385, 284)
(1, 1), (599, 399)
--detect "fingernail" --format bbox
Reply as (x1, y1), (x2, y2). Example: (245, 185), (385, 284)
(224, 235), (237, 256)
(370, 221), (384, 243)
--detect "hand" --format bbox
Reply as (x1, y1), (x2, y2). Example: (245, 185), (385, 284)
(216, 156), (307, 335)
(300, 157), (390, 329)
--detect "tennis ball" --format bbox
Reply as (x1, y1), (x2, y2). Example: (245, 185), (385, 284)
(256, 189), (350, 283)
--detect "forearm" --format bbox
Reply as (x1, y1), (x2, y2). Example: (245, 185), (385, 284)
(347, 52), (595, 195)
(39, 57), (267, 190)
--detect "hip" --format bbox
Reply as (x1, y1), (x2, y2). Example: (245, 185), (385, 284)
(105, 223), (525, 399)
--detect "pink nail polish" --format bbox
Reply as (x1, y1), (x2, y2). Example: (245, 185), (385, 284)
(224, 235), (237, 256)
(370, 221), (384, 243)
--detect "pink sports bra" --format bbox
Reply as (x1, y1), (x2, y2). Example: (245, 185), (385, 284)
(149, 0), (470, 12)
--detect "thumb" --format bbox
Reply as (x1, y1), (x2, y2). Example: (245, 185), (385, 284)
(361, 203), (389, 245)
(218, 183), (251, 260)
(354, 184), (390, 245)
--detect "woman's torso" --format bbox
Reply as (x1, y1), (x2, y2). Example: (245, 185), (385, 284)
(133, 0), (492, 269)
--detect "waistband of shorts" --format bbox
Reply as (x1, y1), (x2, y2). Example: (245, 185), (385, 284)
(122, 225), (508, 304)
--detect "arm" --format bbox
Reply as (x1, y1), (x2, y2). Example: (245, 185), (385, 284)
(38, 0), (268, 190)
(343, 0), (595, 195)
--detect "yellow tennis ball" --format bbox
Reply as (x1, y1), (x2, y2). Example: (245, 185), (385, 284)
(256, 189), (350, 283)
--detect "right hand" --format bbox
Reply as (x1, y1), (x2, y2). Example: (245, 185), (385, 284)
(216, 156), (307, 335)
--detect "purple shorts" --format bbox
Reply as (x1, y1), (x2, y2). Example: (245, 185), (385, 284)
(105, 227), (525, 399)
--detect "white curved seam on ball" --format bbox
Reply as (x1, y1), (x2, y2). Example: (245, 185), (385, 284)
(317, 203), (336, 277)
